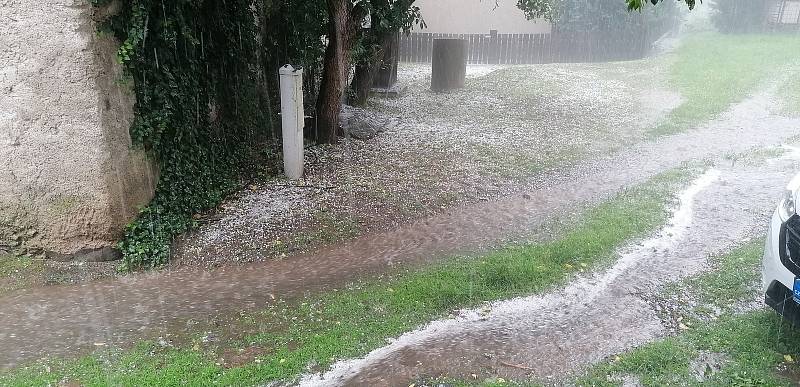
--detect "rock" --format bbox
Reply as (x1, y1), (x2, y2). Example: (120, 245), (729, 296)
(690, 351), (728, 382)
(45, 246), (122, 262)
(343, 116), (379, 140)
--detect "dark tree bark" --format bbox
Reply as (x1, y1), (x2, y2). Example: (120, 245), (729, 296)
(349, 31), (393, 106)
(431, 38), (468, 91)
(315, 0), (364, 144)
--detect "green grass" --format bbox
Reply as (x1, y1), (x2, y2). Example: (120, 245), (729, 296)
(0, 254), (33, 277)
(652, 33), (800, 136)
(0, 253), (43, 296)
(575, 241), (800, 386)
(576, 311), (800, 387)
(0, 167), (698, 387)
(779, 76), (800, 116)
(723, 146), (788, 167)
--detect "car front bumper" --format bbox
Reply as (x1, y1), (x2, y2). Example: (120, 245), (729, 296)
(764, 210), (800, 324)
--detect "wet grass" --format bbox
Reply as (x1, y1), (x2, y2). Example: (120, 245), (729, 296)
(652, 33), (800, 136)
(0, 167), (698, 386)
(779, 76), (800, 116)
(574, 240), (800, 386)
(288, 210), (362, 250)
(0, 253), (43, 296)
(724, 146), (789, 167)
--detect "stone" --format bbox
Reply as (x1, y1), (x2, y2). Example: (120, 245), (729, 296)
(0, 0), (157, 258)
(45, 246), (123, 263)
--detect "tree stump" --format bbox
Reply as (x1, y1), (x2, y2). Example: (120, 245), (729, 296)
(431, 39), (467, 92)
(374, 32), (400, 89)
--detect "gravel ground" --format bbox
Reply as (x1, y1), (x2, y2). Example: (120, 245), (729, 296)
(174, 61), (678, 268)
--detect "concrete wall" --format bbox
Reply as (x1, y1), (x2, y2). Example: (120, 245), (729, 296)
(414, 0), (551, 34)
(0, 0), (157, 259)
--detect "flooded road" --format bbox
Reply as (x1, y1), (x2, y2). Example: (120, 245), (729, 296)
(1, 94), (799, 370)
(303, 156), (796, 386)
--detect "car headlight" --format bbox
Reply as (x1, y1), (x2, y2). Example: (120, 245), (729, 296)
(780, 189), (797, 222)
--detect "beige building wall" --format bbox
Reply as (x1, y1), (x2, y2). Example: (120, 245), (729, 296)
(0, 0), (157, 259)
(414, 0), (551, 34)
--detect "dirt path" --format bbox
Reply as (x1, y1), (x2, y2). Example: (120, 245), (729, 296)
(0, 93), (798, 371)
(304, 157), (795, 386)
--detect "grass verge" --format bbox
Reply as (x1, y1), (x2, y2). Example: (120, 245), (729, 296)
(652, 33), (800, 136)
(0, 253), (43, 296)
(575, 241), (800, 386)
(0, 167), (699, 387)
(779, 77), (800, 116)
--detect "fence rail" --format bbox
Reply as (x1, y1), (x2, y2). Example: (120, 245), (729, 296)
(399, 32), (651, 64)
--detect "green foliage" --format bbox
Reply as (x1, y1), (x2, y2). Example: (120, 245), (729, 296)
(554, 0), (677, 33)
(626, 0), (697, 11)
(516, 0), (557, 20)
(711, 0), (768, 34)
(99, 0), (270, 270)
(710, 0), (768, 34)
(519, 0), (691, 19)
(365, 0), (424, 34)
(261, 0), (328, 110)
(549, 0), (679, 61)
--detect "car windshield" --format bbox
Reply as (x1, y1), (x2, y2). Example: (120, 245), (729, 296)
(2, 0), (800, 385)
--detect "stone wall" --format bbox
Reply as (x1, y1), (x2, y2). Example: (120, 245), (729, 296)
(0, 0), (157, 259)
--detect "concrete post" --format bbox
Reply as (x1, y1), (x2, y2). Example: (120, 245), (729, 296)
(279, 65), (304, 180)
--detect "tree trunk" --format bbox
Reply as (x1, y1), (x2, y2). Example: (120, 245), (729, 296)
(316, 0), (361, 144)
(349, 32), (393, 107)
(431, 38), (468, 92)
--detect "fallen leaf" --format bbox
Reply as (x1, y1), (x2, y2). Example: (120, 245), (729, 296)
(786, 354), (794, 363)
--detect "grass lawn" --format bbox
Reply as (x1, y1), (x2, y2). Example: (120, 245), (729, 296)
(0, 167), (699, 387)
(0, 253), (43, 296)
(779, 76), (800, 116)
(435, 241), (800, 387)
(575, 241), (800, 387)
(652, 33), (800, 136)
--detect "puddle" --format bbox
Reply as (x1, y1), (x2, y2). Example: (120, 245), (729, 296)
(0, 95), (799, 370)
(299, 160), (797, 386)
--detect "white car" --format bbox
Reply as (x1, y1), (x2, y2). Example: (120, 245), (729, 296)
(764, 174), (800, 324)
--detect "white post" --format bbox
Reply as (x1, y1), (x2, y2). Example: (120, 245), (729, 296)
(279, 65), (305, 180)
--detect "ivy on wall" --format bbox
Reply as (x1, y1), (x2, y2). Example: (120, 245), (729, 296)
(95, 0), (271, 269)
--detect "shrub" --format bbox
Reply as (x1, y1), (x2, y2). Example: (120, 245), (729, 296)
(711, 0), (768, 33)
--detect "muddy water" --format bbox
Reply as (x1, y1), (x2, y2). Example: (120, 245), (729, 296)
(1, 94), (799, 370)
(303, 161), (797, 386)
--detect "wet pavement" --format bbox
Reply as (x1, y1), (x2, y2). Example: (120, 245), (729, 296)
(1, 93), (800, 371)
